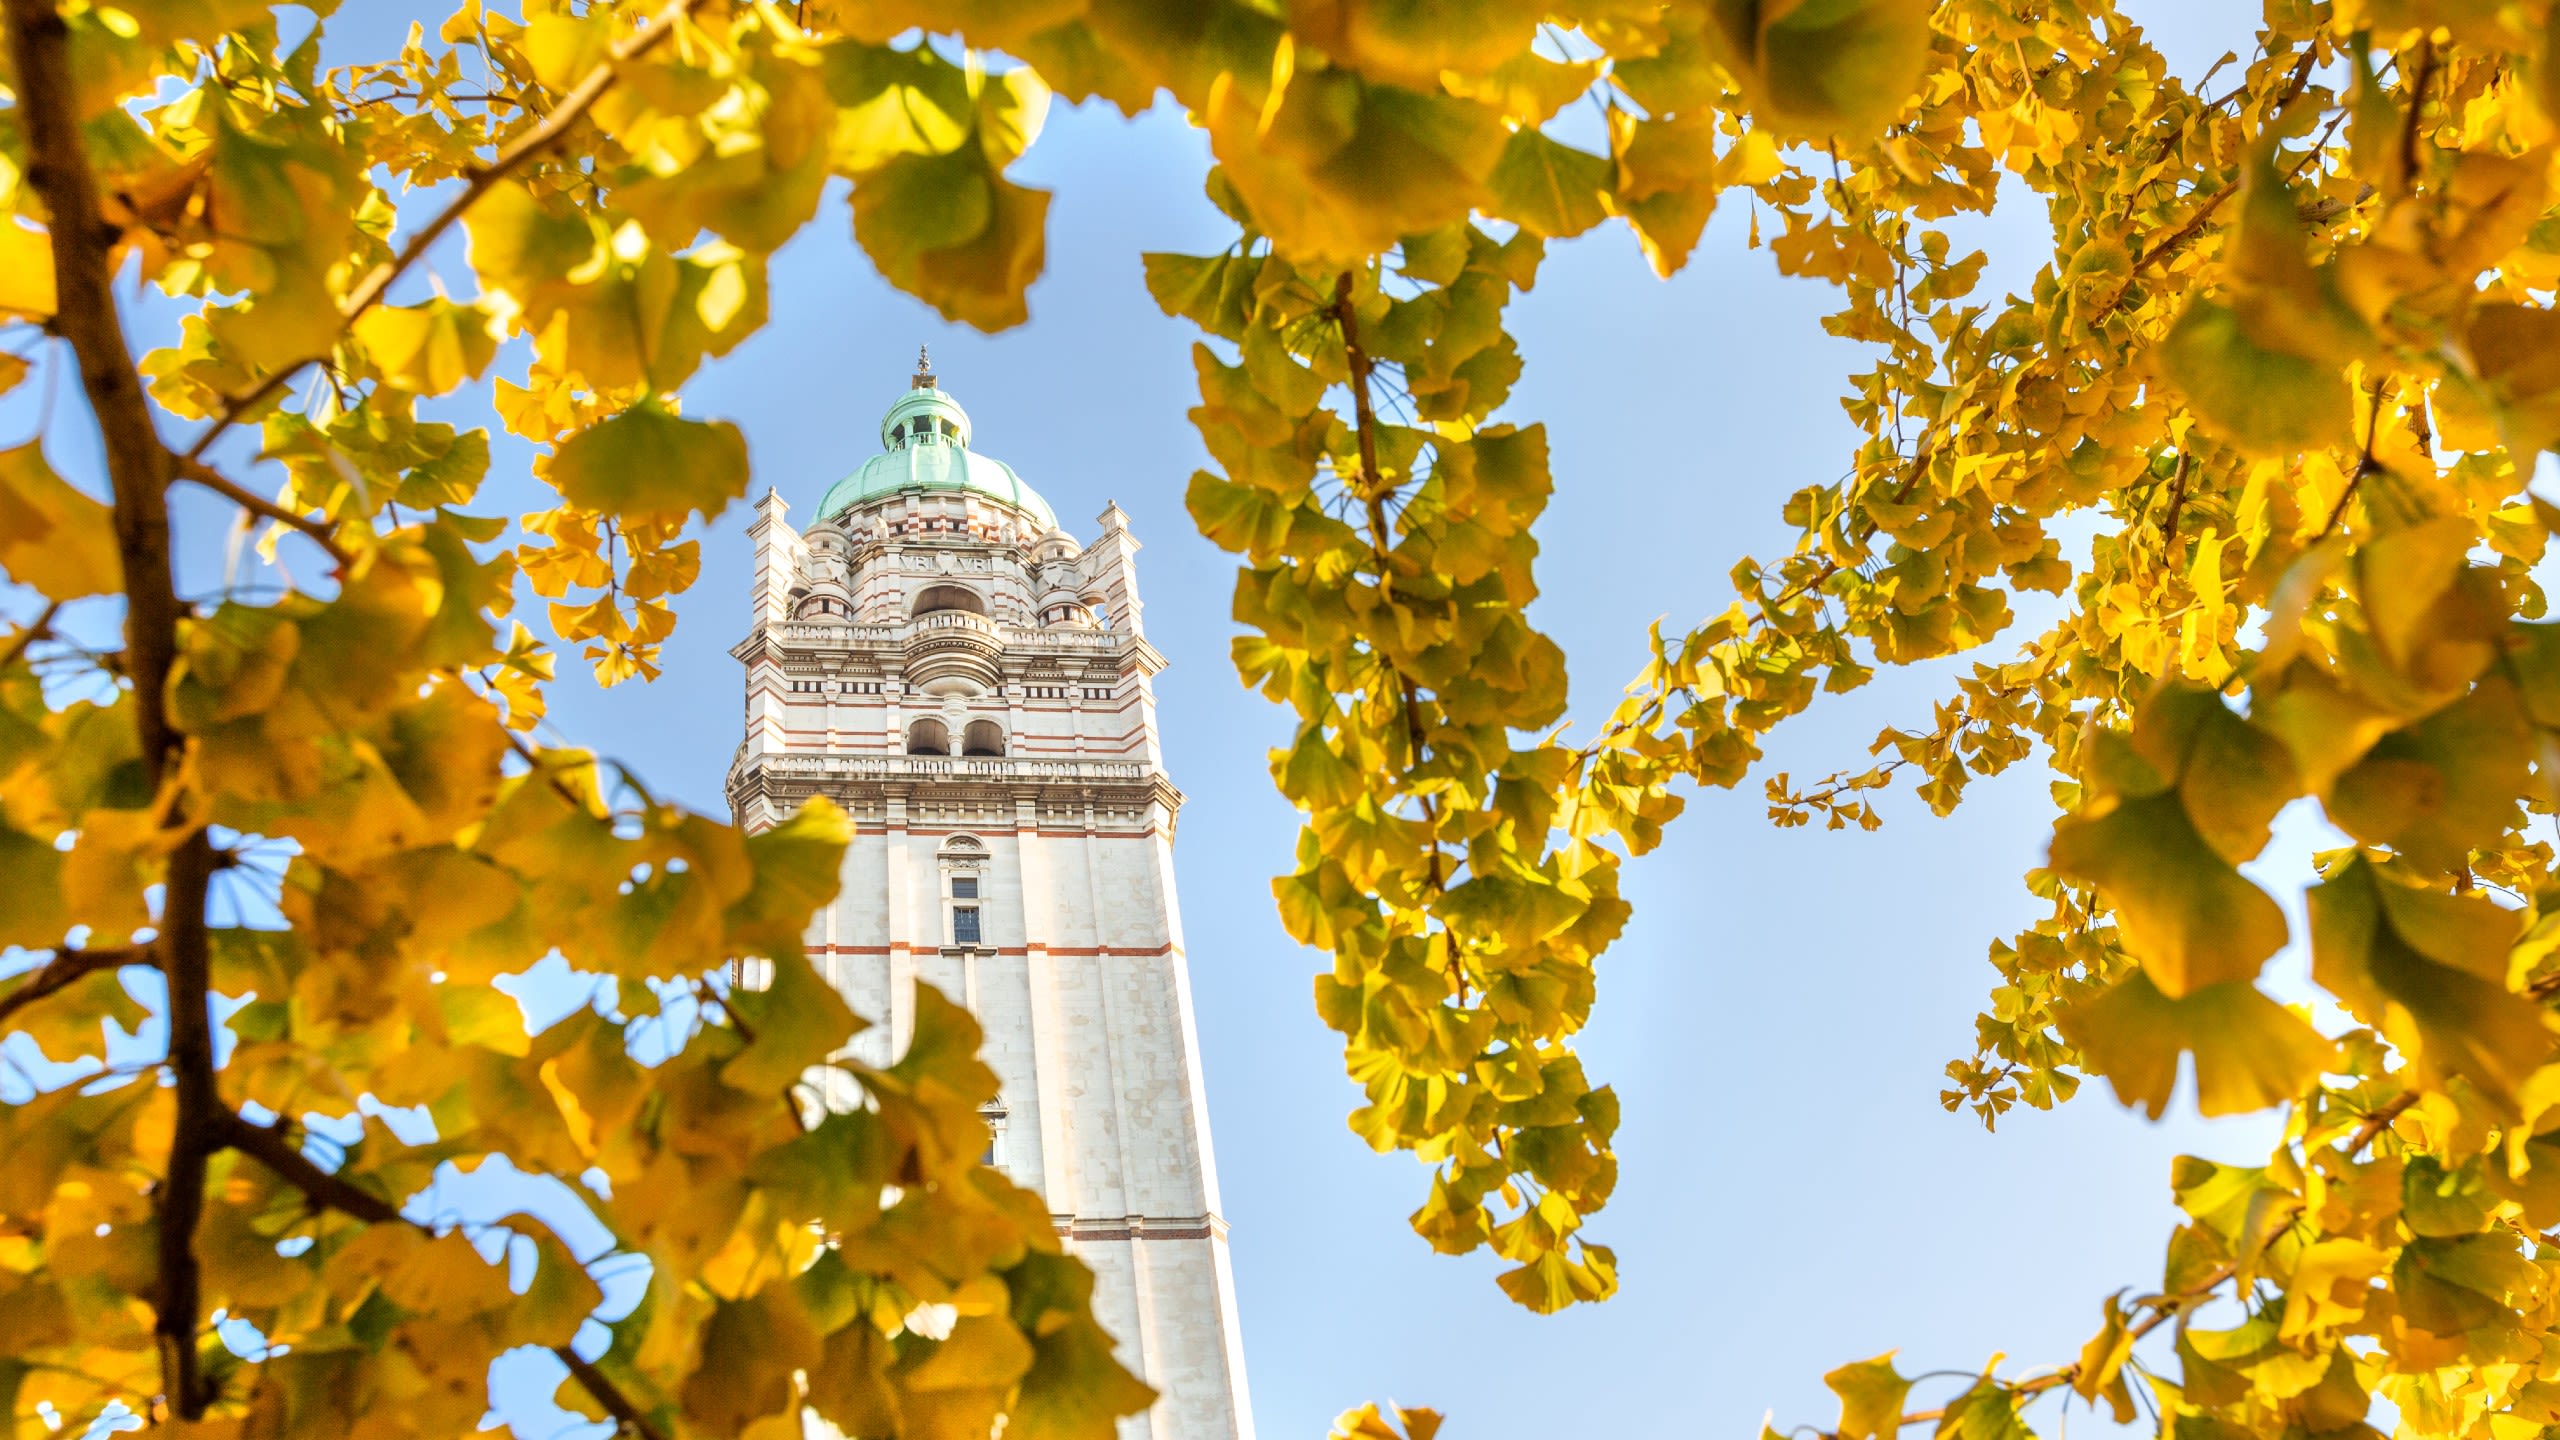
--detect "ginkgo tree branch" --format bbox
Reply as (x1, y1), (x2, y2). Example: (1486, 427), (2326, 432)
(1331, 270), (1449, 899)
(1582, 46), (2340, 784)
(180, 0), (713, 465)
(1, 0), (223, 1419)
(0, 946), (140, 1031)
(1826, 1092), (2417, 1439)
(0, 598), (62, 671)
(216, 1109), (674, 1440)
(171, 455), (352, 567)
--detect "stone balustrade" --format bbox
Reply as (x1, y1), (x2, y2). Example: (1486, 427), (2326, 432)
(767, 616), (1126, 654)
(754, 752), (1150, 783)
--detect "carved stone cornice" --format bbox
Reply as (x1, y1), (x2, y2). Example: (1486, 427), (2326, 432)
(725, 750), (1185, 828)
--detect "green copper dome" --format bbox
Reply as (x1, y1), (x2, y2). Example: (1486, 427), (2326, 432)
(813, 371), (1056, 530)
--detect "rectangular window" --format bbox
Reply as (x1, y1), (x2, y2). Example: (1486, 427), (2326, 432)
(952, 907), (981, 945)
(951, 875), (978, 899)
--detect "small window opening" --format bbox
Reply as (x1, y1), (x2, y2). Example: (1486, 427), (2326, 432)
(952, 875), (979, 899)
(981, 1098), (1008, 1164)
(952, 907), (982, 945)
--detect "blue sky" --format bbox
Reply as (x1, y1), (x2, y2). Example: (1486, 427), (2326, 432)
(0, 4), (2303, 1436)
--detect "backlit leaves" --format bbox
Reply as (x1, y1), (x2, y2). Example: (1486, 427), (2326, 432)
(23, 3), (2560, 1440)
(0, 444), (120, 601)
(547, 402), (751, 524)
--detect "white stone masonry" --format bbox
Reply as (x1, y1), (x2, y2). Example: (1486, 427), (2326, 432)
(728, 377), (1252, 1440)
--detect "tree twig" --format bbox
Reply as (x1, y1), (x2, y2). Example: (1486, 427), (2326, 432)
(1822, 1091), (2412, 1438)
(180, 0), (710, 464)
(2318, 381), (2391, 541)
(2398, 39), (2437, 192)
(0, 946), (139, 1031)
(2131, 48), (2320, 274)
(0, 598), (63, 672)
(1330, 272), (1449, 902)
(557, 1348), (671, 1440)
(171, 456), (351, 568)
(216, 1108), (404, 1224)
(2159, 451), (2192, 547)
(218, 1110), (672, 1440)
(2345, 1092), (2417, 1152)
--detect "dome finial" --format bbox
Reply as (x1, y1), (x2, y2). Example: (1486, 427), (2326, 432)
(912, 345), (936, 390)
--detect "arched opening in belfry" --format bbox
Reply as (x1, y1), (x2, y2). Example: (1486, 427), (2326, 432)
(912, 584), (986, 617)
(962, 719), (1005, 757)
(906, 717), (950, 755)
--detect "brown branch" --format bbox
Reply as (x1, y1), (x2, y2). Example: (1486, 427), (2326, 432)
(1826, 1091), (2412, 1438)
(216, 1108), (404, 1224)
(2398, 40), (2437, 193)
(1, 0), (223, 1418)
(2133, 48), (2320, 274)
(218, 1109), (671, 1440)
(0, 946), (138, 1030)
(2318, 381), (2392, 541)
(2159, 450), (2193, 548)
(171, 456), (351, 568)
(1330, 272), (1448, 901)
(495, 714), (608, 817)
(557, 1348), (671, 1440)
(1690, 44), (2330, 665)
(2346, 1092), (2417, 1153)
(180, 0), (709, 464)
(1, 598), (63, 672)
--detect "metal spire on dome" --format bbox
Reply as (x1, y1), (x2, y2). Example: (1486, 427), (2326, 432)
(912, 346), (936, 390)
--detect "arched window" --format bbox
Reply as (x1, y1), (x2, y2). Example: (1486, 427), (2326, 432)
(912, 584), (986, 617)
(906, 717), (949, 755)
(962, 719), (1005, 757)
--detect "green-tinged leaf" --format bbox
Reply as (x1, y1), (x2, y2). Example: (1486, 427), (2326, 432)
(1702, 0), (1932, 138)
(1826, 1353), (1913, 1440)
(2058, 971), (2334, 1119)
(2048, 791), (2287, 997)
(547, 403), (751, 522)
(1488, 130), (1614, 240)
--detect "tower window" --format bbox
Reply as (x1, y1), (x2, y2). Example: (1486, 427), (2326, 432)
(952, 906), (982, 945)
(981, 1098), (1008, 1165)
(952, 875), (978, 899)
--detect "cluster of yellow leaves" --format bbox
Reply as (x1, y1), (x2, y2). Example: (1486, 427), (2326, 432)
(32, 0), (2560, 1436)
(0, 1), (1155, 1436)
(1534, 4), (2560, 1438)
(1152, 218), (1626, 1312)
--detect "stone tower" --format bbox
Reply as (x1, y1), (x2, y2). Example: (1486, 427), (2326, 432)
(724, 359), (1253, 1440)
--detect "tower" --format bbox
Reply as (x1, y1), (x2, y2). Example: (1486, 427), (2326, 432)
(725, 360), (1253, 1440)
